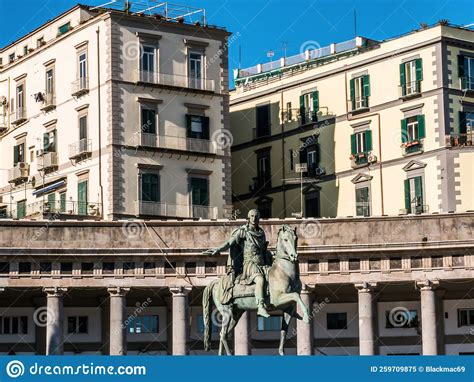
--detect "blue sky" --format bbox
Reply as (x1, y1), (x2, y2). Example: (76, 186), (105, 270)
(1, 0), (473, 77)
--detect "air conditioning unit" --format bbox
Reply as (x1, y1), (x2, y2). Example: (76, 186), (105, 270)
(17, 162), (28, 171)
(315, 166), (326, 176)
(368, 154), (378, 163)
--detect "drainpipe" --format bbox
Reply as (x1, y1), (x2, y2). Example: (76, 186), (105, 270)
(344, 68), (384, 215)
(280, 90), (287, 217)
(96, 27), (104, 218)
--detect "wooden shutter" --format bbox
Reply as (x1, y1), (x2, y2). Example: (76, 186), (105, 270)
(350, 134), (357, 155)
(312, 91), (319, 121)
(414, 176), (423, 211)
(43, 132), (49, 151)
(458, 55), (465, 78)
(459, 111), (467, 134)
(13, 145), (19, 164)
(404, 179), (411, 213)
(365, 130), (373, 151)
(349, 78), (355, 110)
(415, 58), (423, 81)
(299, 95), (305, 124)
(362, 75), (370, 97)
(201, 116), (210, 140)
(417, 115), (425, 139)
(399, 63), (406, 86)
(401, 118), (408, 143)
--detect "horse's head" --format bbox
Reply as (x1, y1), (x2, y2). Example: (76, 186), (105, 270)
(276, 224), (298, 263)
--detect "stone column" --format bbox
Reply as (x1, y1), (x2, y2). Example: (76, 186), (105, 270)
(108, 287), (130, 355)
(297, 286), (314, 355)
(355, 282), (378, 355)
(234, 311), (250, 355)
(170, 286), (191, 355)
(416, 280), (440, 355)
(43, 287), (67, 355)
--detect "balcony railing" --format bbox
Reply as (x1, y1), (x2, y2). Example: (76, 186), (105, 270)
(447, 132), (474, 147)
(349, 97), (369, 112)
(71, 77), (89, 96)
(135, 70), (215, 92)
(141, 133), (158, 147)
(69, 138), (92, 159)
(8, 200), (101, 219)
(12, 108), (27, 125)
(399, 81), (421, 97)
(401, 139), (424, 155)
(460, 76), (474, 91)
(158, 135), (217, 154)
(138, 201), (217, 219)
(41, 92), (56, 111)
(8, 163), (29, 183)
(37, 151), (58, 171)
(300, 110), (318, 125)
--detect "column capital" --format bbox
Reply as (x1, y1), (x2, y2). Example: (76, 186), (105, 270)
(354, 282), (377, 293)
(416, 279), (440, 291)
(43, 287), (68, 297)
(107, 286), (130, 297)
(170, 285), (192, 297)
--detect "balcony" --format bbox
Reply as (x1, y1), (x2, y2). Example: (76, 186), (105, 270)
(300, 110), (318, 125)
(40, 92), (56, 112)
(350, 151), (377, 168)
(138, 201), (217, 219)
(399, 81), (421, 98)
(71, 77), (89, 97)
(158, 135), (217, 154)
(69, 138), (92, 160)
(460, 76), (474, 91)
(447, 132), (474, 147)
(37, 151), (58, 171)
(141, 133), (158, 147)
(11, 108), (27, 125)
(9, 200), (101, 219)
(402, 139), (424, 156)
(399, 204), (429, 215)
(8, 163), (29, 183)
(135, 70), (215, 92)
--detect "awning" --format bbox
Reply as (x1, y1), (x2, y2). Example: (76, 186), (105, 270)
(33, 180), (66, 196)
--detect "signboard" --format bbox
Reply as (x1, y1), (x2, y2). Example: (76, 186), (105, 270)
(295, 163), (307, 172)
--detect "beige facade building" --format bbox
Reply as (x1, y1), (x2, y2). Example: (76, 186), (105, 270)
(0, 2), (231, 221)
(230, 23), (474, 219)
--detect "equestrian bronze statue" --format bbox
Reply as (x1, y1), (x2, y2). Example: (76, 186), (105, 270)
(202, 209), (311, 355)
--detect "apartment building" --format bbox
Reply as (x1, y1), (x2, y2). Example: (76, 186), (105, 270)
(0, 2), (232, 220)
(230, 23), (474, 219)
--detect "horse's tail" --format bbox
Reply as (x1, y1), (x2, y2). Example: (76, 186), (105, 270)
(202, 279), (217, 351)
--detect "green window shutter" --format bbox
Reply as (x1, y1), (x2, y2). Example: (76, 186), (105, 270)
(415, 58), (423, 81)
(458, 55), (465, 78)
(365, 130), (373, 151)
(141, 173), (160, 202)
(185, 114), (192, 138)
(43, 132), (49, 151)
(362, 75), (371, 97)
(47, 193), (56, 206)
(414, 176), (423, 212)
(201, 116), (210, 140)
(404, 179), (411, 213)
(401, 118), (408, 143)
(399, 62), (406, 86)
(13, 145), (19, 165)
(350, 134), (357, 155)
(349, 78), (355, 109)
(417, 114), (425, 139)
(60, 193), (66, 212)
(459, 111), (467, 134)
(299, 95), (305, 124)
(77, 180), (88, 215)
(312, 90), (319, 112)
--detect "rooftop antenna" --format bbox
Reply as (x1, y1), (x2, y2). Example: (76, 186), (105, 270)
(354, 9), (357, 36)
(281, 41), (288, 59)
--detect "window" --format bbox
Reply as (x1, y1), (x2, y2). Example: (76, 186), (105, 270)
(389, 257), (402, 269)
(459, 55), (474, 90)
(349, 258), (360, 270)
(328, 259), (340, 271)
(102, 262), (114, 274)
(188, 52), (203, 89)
(404, 176), (424, 214)
(186, 262), (196, 274)
(140, 173), (160, 202)
(15, 84), (25, 119)
(37, 37), (45, 48)
(59, 192), (66, 213)
(355, 187), (370, 217)
(77, 180), (88, 215)
(78, 51), (87, 90)
(186, 115), (209, 140)
(327, 313), (347, 330)
(257, 316), (281, 331)
(411, 256), (422, 268)
(0, 316), (28, 334)
(304, 190), (320, 218)
(40, 262), (52, 273)
(401, 115), (425, 153)
(9, 53), (15, 63)
(23, 46), (28, 55)
(205, 262), (216, 274)
(255, 104), (270, 137)
(197, 314), (218, 333)
(16, 200), (26, 219)
(123, 262), (135, 274)
(400, 59), (422, 96)
(57, 22), (71, 36)
(81, 262), (93, 274)
(0, 262), (9, 273)
(141, 107), (157, 135)
(190, 177), (209, 206)
(144, 262), (155, 274)
(79, 115), (88, 149)
(0, 208), (7, 219)
(285, 101), (292, 121)
(43, 130), (57, 153)
(14, 143), (25, 164)
(256, 152), (271, 189)
(67, 316), (88, 334)
(308, 259), (319, 272)
(457, 111), (474, 145)
(350, 75), (370, 110)
(128, 315), (159, 334)
(18, 261), (30, 274)
(458, 309), (474, 327)
(299, 91), (319, 124)
(140, 46), (156, 82)
(385, 310), (418, 328)
(164, 262), (176, 274)
(350, 130), (372, 165)
(256, 198), (272, 218)
(45, 68), (54, 96)
(431, 256), (443, 268)
(60, 262), (72, 274)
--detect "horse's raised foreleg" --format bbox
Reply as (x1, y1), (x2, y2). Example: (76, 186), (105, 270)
(218, 305), (234, 356)
(278, 308), (294, 356)
(273, 292), (311, 323)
